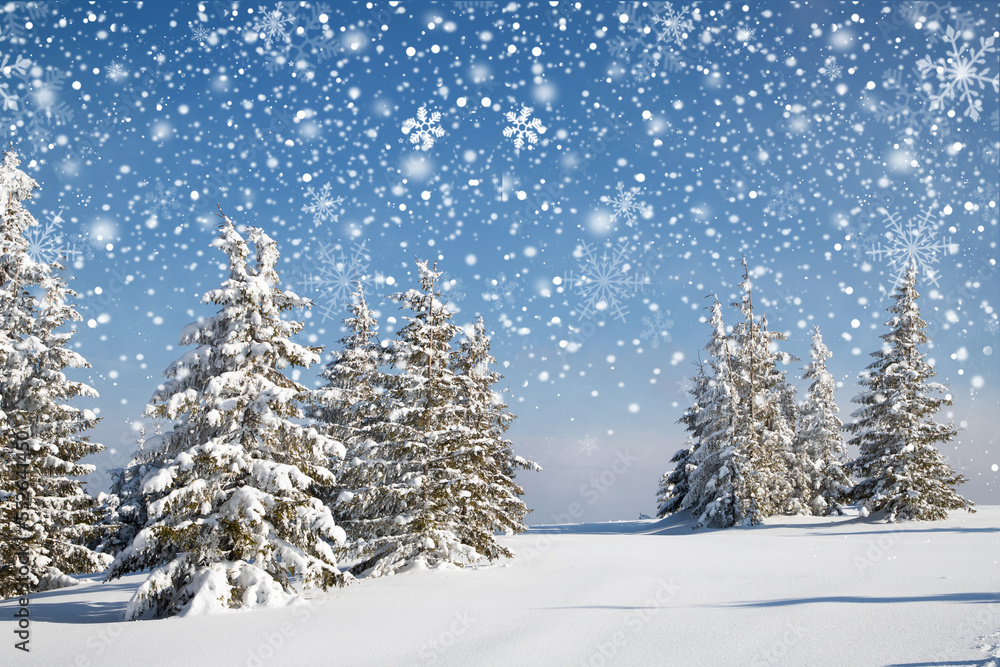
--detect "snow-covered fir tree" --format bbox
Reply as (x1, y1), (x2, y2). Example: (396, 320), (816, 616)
(450, 316), (539, 560)
(844, 262), (973, 521)
(95, 422), (161, 556)
(308, 282), (385, 522)
(793, 327), (851, 516)
(106, 213), (349, 619)
(337, 261), (489, 576)
(0, 148), (108, 599)
(727, 261), (795, 519)
(683, 297), (753, 528)
(655, 358), (709, 518)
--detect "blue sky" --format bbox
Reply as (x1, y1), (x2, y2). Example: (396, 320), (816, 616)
(3, 0), (998, 522)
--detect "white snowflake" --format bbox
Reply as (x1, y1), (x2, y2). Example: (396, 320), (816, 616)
(0, 54), (31, 111)
(401, 106), (446, 151)
(604, 181), (649, 227)
(563, 242), (649, 322)
(298, 241), (371, 321)
(986, 316), (999, 336)
(866, 208), (955, 288)
(23, 209), (79, 265)
(262, 3), (337, 78)
(502, 105), (544, 150)
(252, 2), (295, 49)
(578, 435), (598, 456)
(765, 182), (801, 221)
(640, 311), (673, 349)
(735, 27), (755, 44)
(822, 56), (842, 82)
(651, 3), (693, 48)
(105, 62), (128, 82)
(301, 183), (344, 226)
(482, 272), (523, 309)
(916, 26), (999, 122)
(144, 181), (179, 218)
(191, 24), (212, 44)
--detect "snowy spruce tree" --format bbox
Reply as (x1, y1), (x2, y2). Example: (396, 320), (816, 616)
(308, 281), (385, 523)
(106, 213), (348, 619)
(844, 262), (973, 521)
(450, 316), (539, 560)
(338, 261), (535, 576)
(683, 297), (753, 528)
(793, 327), (851, 516)
(95, 422), (161, 556)
(0, 148), (108, 599)
(727, 261), (795, 519)
(655, 358), (709, 518)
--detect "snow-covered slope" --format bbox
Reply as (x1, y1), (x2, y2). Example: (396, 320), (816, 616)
(7, 507), (999, 666)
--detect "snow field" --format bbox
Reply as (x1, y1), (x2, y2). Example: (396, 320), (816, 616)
(6, 506), (998, 666)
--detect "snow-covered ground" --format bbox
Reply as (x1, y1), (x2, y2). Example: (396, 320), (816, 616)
(7, 507), (999, 666)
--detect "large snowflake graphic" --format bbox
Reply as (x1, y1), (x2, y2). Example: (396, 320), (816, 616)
(578, 435), (599, 456)
(604, 181), (649, 228)
(651, 3), (693, 48)
(261, 3), (337, 78)
(24, 209), (80, 265)
(640, 311), (673, 349)
(765, 182), (802, 221)
(563, 242), (649, 322)
(502, 105), (545, 150)
(482, 272), (523, 310)
(251, 2), (295, 49)
(144, 181), (179, 218)
(401, 106), (446, 151)
(866, 208), (955, 288)
(916, 26), (999, 122)
(297, 241), (371, 321)
(302, 183), (344, 226)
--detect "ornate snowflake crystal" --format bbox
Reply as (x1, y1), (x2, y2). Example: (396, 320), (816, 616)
(765, 182), (801, 221)
(986, 316), (999, 336)
(105, 62), (128, 82)
(604, 181), (649, 228)
(0, 54), (31, 110)
(24, 209), (80, 265)
(916, 26), (999, 122)
(651, 3), (693, 48)
(144, 181), (179, 218)
(482, 272), (523, 309)
(502, 105), (544, 150)
(301, 183), (344, 226)
(866, 208), (955, 288)
(297, 241), (371, 321)
(261, 3), (337, 78)
(251, 2), (295, 49)
(578, 435), (599, 456)
(563, 242), (649, 322)
(401, 106), (446, 151)
(640, 311), (673, 349)
(822, 56), (842, 82)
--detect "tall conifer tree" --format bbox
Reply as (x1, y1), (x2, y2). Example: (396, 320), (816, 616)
(0, 149), (107, 598)
(107, 213), (348, 619)
(845, 262), (972, 521)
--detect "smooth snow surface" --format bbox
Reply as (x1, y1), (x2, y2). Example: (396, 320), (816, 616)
(6, 507), (998, 666)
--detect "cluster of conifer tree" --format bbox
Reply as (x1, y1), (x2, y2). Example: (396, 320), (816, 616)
(657, 259), (973, 527)
(0, 150), (537, 619)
